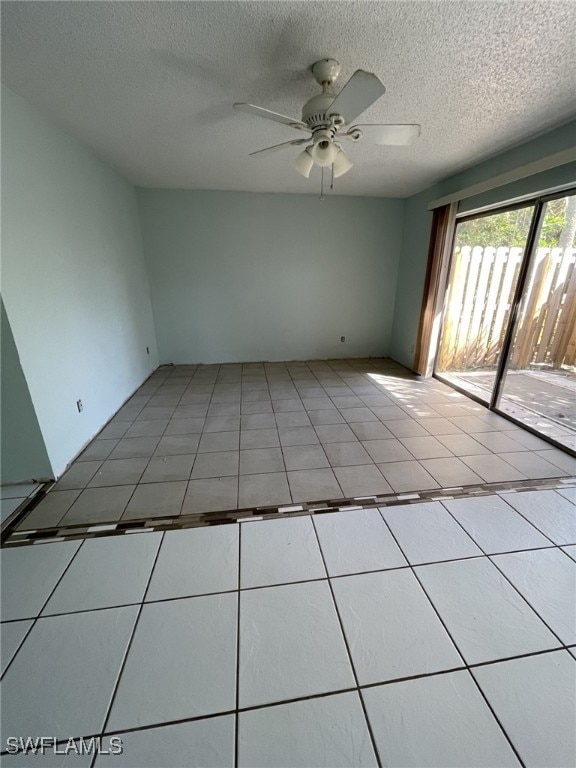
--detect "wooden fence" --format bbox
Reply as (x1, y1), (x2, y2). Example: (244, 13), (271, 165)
(437, 245), (576, 371)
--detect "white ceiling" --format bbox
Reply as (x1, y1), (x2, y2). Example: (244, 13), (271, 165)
(2, 1), (575, 197)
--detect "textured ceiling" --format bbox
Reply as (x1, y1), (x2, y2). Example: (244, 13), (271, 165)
(2, 1), (575, 197)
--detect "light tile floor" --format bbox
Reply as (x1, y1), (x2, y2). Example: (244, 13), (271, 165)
(1, 488), (575, 766)
(12, 359), (576, 531)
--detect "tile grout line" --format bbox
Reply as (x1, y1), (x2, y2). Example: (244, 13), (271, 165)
(438, 500), (570, 649)
(374, 508), (528, 768)
(89, 530), (166, 768)
(310, 516), (384, 768)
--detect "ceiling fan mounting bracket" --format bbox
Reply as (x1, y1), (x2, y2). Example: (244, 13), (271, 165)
(311, 58), (341, 87)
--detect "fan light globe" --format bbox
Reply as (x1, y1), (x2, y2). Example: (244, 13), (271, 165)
(310, 139), (338, 168)
(333, 148), (353, 178)
(294, 148), (314, 178)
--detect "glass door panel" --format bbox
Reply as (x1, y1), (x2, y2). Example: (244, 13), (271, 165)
(496, 194), (576, 450)
(436, 205), (535, 404)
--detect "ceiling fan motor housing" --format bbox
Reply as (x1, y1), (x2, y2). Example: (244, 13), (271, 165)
(301, 92), (345, 130)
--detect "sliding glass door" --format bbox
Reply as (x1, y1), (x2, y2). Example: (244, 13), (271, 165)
(436, 204), (535, 404)
(435, 189), (576, 453)
(496, 193), (576, 449)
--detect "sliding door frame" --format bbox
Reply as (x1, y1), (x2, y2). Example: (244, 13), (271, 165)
(430, 185), (576, 456)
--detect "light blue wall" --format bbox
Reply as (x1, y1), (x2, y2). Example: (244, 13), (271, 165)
(1, 87), (159, 477)
(390, 121), (576, 369)
(138, 189), (404, 364)
(1, 299), (52, 484)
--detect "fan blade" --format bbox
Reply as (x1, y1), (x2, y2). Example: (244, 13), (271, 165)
(327, 70), (386, 124)
(352, 123), (421, 145)
(234, 103), (308, 131)
(249, 138), (308, 157)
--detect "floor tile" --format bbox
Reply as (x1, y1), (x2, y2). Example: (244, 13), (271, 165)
(274, 411), (311, 427)
(191, 451), (239, 479)
(287, 468), (342, 502)
(442, 495), (551, 553)
(449, 416), (497, 433)
(60, 485), (136, 525)
(43, 533), (162, 615)
(1, 620), (33, 675)
(140, 454), (195, 483)
(460, 454), (526, 482)
(123, 481), (187, 519)
(363, 671), (520, 768)
(278, 426), (319, 447)
(500, 451), (567, 478)
(1, 607), (138, 739)
(381, 501), (482, 564)
(77, 439), (119, 462)
(324, 441), (372, 466)
(107, 594), (237, 730)
(436, 432), (492, 455)
(241, 413), (277, 430)
(155, 434), (201, 456)
(308, 410), (346, 425)
(182, 477), (238, 513)
(16, 490), (80, 530)
(416, 558), (560, 664)
(499, 489), (576, 544)
(172, 404), (206, 419)
(241, 516), (325, 588)
(88, 458), (148, 487)
(239, 447), (285, 474)
(420, 457), (483, 487)
(492, 548), (576, 645)
(416, 417), (464, 435)
(472, 431), (528, 453)
(164, 417), (205, 435)
(371, 406), (409, 422)
(146, 526), (238, 601)
(362, 438), (413, 463)
(1, 541), (81, 621)
(339, 407), (378, 423)
(238, 692), (377, 768)
(314, 508), (406, 576)
(333, 465), (391, 496)
(272, 398), (304, 412)
(52, 460), (102, 490)
(124, 420), (168, 438)
(398, 435), (453, 459)
(377, 460), (439, 492)
(332, 570), (461, 684)
(137, 406), (176, 421)
(384, 419), (429, 437)
(302, 397), (336, 411)
(241, 400), (273, 415)
(207, 402), (241, 417)
(239, 581), (354, 708)
(330, 395), (364, 408)
(536, 449), (576, 474)
(240, 428), (280, 450)
(95, 715), (235, 768)
(204, 415), (241, 433)
(349, 422), (393, 441)
(473, 652), (576, 768)
(282, 444), (329, 471)
(197, 431), (239, 453)
(238, 471), (291, 507)
(314, 424), (358, 443)
(109, 436), (160, 460)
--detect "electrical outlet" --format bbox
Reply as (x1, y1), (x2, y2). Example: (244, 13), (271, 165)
(76, 400), (83, 413)
(340, 336), (346, 343)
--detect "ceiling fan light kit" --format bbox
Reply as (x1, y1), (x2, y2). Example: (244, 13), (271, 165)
(234, 58), (420, 189)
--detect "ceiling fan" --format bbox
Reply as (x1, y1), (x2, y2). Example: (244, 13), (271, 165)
(234, 58), (420, 180)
